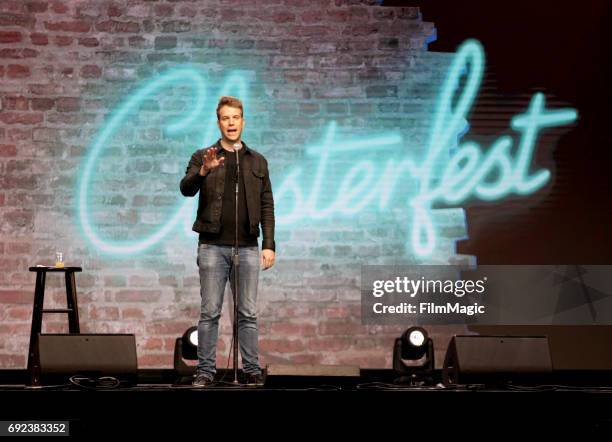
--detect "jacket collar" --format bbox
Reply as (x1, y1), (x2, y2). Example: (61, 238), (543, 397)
(214, 139), (251, 155)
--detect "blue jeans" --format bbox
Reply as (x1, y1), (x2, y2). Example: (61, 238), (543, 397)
(196, 243), (261, 379)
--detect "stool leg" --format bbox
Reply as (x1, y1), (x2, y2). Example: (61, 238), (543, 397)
(27, 271), (46, 387)
(65, 271), (80, 333)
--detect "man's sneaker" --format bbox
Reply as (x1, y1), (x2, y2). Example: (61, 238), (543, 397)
(192, 373), (213, 388)
(245, 372), (264, 387)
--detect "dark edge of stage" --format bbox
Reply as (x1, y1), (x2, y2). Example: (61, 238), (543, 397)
(2, 369), (612, 436)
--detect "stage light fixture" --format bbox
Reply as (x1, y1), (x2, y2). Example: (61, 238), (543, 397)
(174, 326), (198, 380)
(184, 326), (198, 350)
(393, 326), (435, 385)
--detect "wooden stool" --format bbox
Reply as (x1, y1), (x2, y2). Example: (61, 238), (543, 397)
(27, 266), (83, 386)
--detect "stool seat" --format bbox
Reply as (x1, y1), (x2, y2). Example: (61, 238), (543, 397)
(27, 266), (83, 387)
(29, 266), (82, 272)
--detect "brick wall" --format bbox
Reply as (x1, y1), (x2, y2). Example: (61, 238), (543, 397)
(0, 0), (468, 370)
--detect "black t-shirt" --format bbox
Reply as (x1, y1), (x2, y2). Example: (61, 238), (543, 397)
(199, 148), (258, 247)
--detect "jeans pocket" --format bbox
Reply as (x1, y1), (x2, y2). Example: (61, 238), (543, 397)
(197, 243), (208, 267)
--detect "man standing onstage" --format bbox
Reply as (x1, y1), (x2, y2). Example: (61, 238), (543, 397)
(180, 96), (276, 387)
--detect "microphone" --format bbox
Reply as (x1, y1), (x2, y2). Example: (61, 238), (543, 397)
(233, 142), (241, 184)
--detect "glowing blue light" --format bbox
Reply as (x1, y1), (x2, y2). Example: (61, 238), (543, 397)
(407, 39), (577, 255)
(78, 39), (578, 258)
(77, 66), (207, 254)
(510, 92), (577, 195)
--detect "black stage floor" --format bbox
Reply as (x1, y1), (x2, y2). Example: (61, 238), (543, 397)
(2, 369), (612, 436)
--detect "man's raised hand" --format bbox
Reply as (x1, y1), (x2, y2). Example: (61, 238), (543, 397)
(200, 147), (225, 176)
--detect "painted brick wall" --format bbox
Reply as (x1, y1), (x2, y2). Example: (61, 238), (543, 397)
(0, 0), (468, 370)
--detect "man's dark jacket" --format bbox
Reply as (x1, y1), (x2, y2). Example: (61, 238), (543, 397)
(180, 142), (275, 251)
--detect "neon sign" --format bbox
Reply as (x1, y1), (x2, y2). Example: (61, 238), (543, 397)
(77, 39), (577, 257)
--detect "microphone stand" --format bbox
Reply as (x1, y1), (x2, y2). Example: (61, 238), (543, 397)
(232, 143), (241, 384)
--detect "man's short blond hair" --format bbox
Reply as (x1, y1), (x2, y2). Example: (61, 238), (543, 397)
(216, 96), (243, 120)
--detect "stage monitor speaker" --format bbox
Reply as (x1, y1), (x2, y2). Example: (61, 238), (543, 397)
(468, 325), (612, 371)
(38, 334), (138, 382)
(442, 335), (552, 386)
